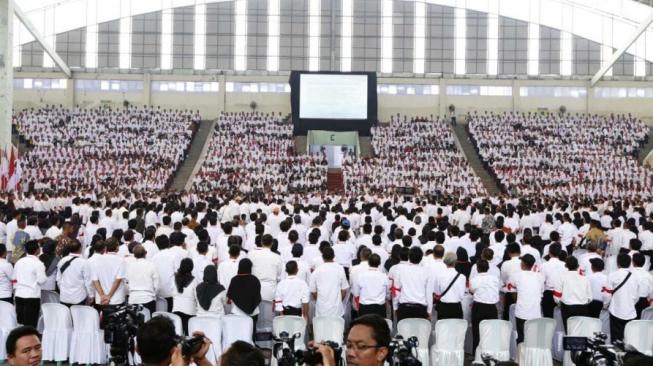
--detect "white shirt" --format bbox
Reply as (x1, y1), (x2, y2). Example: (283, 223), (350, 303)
(217, 258), (239, 289)
(249, 247), (283, 301)
(195, 290), (227, 317)
(541, 257), (566, 291)
(579, 252), (602, 276)
(500, 257), (522, 293)
(56, 254), (91, 304)
(607, 268), (639, 320)
(588, 271), (609, 302)
(142, 240), (159, 260)
(632, 267), (653, 299)
(469, 272), (500, 304)
(152, 248), (181, 298)
(554, 270), (592, 305)
(434, 267), (466, 303)
(274, 276), (310, 310)
(353, 268), (389, 305)
(91, 253), (127, 304)
(192, 256), (213, 283)
(333, 242), (356, 268)
(394, 263), (434, 312)
(309, 262), (349, 317)
(13, 255), (47, 298)
(173, 279), (198, 315)
(125, 258), (159, 304)
(0, 258), (14, 298)
(513, 270), (544, 320)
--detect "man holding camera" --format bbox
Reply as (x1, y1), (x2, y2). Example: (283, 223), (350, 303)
(136, 316), (212, 366)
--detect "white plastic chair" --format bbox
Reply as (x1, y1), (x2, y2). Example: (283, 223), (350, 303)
(508, 303), (518, 359)
(518, 318), (556, 366)
(69, 306), (108, 365)
(563, 316), (602, 366)
(0, 301), (17, 361)
(624, 320), (653, 356)
(552, 306), (565, 361)
(189, 316), (223, 365)
(41, 303), (72, 362)
(152, 311), (184, 336)
(461, 295), (475, 354)
(41, 290), (60, 304)
(222, 314), (254, 350)
(474, 319), (512, 362)
(385, 318), (393, 336)
(430, 318), (467, 366)
(641, 307), (653, 321)
(600, 309), (611, 343)
(397, 318), (431, 366)
(139, 307), (151, 321)
(273, 316), (307, 350)
(312, 316), (345, 344)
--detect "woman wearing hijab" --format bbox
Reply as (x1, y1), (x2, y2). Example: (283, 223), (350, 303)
(195, 265), (227, 317)
(173, 258), (197, 334)
(39, 239), (59, 291)
(227, 259), (261, 339)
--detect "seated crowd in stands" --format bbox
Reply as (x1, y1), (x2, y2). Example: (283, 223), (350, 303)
(0, 191), (652, 359)
(343, 115), (486, 197)
(191, 112), (328, 194)
(13, 105), (199, 192)
(468, 111), (653, 199)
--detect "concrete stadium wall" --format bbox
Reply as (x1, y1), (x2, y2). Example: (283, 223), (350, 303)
(11, 71), (653, 126)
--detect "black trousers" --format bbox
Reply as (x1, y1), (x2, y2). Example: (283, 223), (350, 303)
(541, 290), (555, 318)
(136, 300), (156, 316)
(635, 297), (649, 319)
(165, 297), (173, 313)
(282, 306), (302, 317)
(15, 297), (40, 328)
(472, 302), (498, 352)
(0, 297), (13, 304)
(609, 313), (633, 343)
(588, 300), (603, 319)
(61, 299), (86, 308)
(503, 292), (516, 321)
(359, 303), (387, 319)
(397, 303), (428, 321)
(516, 317), (526, 344)
(175, 311), (193, 335)
(560, 303), (589, 333)
(437, 302), (463, 320)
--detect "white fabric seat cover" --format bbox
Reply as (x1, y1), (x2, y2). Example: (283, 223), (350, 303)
(508, 303), (518, 359)
(430, 319), (467, 366)
(474, 319), (512, 362)
(221, 314), (254, 350)
(41, 303), (72, 362)
(152, 311), (184, 336)
(397, 318), (431, 366)
(155, 297), (168, 312)
(461, 295), (474, 354)
(600, 309), (611, 343)
(562, 316), (601, 366)
(518, 318), (555, 366)
(624, 320), (653, 356)
(0, 302), (17, 361)
(273, 316), (307, 350)
(552, 306), (565, 361)
(312, 316), (345, 344)
(41, 290), (60, 304)
(641, 307), (653, 321)
(189, 316), (223, 364)
(69, 305), (108, 365)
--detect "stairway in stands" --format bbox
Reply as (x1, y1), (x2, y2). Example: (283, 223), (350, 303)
(451, 123), (503, 196)
(170, 120), (217, 191)
(638, 126), (653, 166)
(327, 168), (344, 193)
(11, 126), (33, 155)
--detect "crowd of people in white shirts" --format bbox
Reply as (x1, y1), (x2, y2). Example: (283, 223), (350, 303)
(191, 112), (328, 194)
(13, 105), (199, 192)
(468, 111), (653, 199)
(0, 191), (652, 358)
(343, 115), (487, 197)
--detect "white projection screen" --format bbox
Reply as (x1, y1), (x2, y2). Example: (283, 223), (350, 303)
(299, 74), (368, 119)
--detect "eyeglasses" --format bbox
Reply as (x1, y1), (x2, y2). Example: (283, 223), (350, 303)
(345, 342), (385, 353)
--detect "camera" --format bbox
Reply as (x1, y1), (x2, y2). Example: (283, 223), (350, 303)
(388, 335), (421, 366)
(175, 335), (205, 358)
(103, 304), (145, 366)
(272, 332), (342, 366)
(563, 332), (653, 366)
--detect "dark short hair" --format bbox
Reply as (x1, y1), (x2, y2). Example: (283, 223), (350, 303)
(408, 247), (423, 264)
(565, 256), (579, 271)
(137, 317), (177, 364)
(476, 259), (489, 273)
(349, 315), (391, 347)
(286, 260), (298, 275)
(25, 240), (40, 255)
(6, 326), (40, 356)
(220, 340), (265, 366)
(368, 253), (381, 268)
(617, 253), (631, 269)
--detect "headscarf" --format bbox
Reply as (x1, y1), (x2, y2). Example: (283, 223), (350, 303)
(39, 239), (59, 276)
(196, 265), (225, 311)
(227, 258), (261, 314)
(174, 258), (195, 293)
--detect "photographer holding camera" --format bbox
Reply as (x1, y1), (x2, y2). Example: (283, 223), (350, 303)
(136, 316), (211, 366)
(310, 314), (391, 366)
